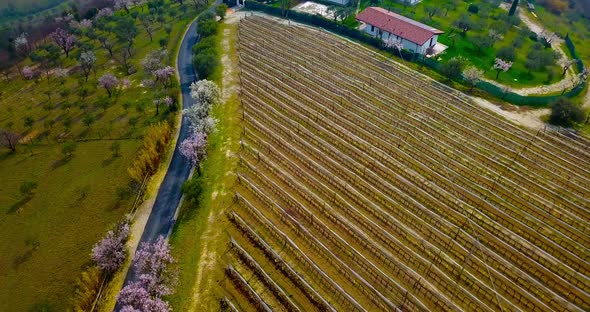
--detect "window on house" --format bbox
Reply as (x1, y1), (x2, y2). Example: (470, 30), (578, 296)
(371, 25), (374, 32)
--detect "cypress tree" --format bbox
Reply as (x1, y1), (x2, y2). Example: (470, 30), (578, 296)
(508, 0), (519, 16)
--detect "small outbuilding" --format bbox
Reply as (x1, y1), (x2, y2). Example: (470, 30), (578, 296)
(356, 7), (444, 55)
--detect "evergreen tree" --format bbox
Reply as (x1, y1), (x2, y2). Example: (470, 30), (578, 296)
(508, 0), (519, 16)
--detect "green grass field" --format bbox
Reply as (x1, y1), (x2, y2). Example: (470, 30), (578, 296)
(0, 140), (139, 311)
(169, 20), (242, 311)
(524, 5), (590, 70)
(353, 0), (563, 87)
(0, 1), (198, 310)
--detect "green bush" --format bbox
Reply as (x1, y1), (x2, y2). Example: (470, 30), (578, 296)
(20, 181), (38, 197)
(192, 13), (220, 79)
(468, 4), (479, 14)
(197, 19), (218, 37)
(548, 98), (585, 128)
(439, 57), (464, 81)
(193, 52), (219, 79)
(216, 4), (228, 19)
(182, 175), (203, 204)
(61, 141), (78, 157)
(192, 36), (217, 55)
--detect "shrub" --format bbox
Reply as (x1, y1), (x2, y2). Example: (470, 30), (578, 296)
(192, 36), (217, 55)
(20, 181), (38, 197)
(182, 175), (203, 203)
(116, 186), (131, 200)
(216, 4), (228, 19)
(548, 98), (585, 127)
(71, 266), (102, 312)
(468, 4), (479, 14)
(159, 37), (168, 48)
(127, 122), (172, 182)
(61, 141), (78, 157)
(193, 52), (219, 79)
(496, 46), (516, 61)
(197, 19), (218, 38)
(439, 57), (464, 81)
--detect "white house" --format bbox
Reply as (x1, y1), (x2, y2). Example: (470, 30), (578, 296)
(356, 7), (443, 55)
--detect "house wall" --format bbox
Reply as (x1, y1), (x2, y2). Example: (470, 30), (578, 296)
(360, 23), (437, 54)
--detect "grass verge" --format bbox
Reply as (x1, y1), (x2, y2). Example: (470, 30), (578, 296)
(168, 19), (241, 310)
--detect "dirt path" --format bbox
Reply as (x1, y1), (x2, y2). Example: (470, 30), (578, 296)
(470, 96), (549, 129)
(490, 3), (577, 96)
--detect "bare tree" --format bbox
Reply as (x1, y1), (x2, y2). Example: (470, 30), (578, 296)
(0, 129), (22, 152)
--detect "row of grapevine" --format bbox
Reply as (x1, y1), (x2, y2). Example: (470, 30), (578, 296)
(220, 16), (590, 312)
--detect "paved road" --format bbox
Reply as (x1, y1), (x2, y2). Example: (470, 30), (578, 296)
(115, 3), (221, 309)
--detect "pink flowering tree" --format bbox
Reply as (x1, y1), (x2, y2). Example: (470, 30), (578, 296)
(141, 49), (168, 75)
(114, 0), (132, 13)
(0, 129), (22, 152)
(154, 66), (175, 88)
(133, 236), (176, 285)
(79, 51), (97, 82)
(121, 78), (132, 89)
(14, 32), (30, 56)
(180, 131), (207, 166)
(189, 79), (220, 105)
(91, 220), (130, 276)
(22, 66), (35, 80)
(384, 38), (403, 51)
(153, 96), (173, 115)
(53, 68), (68, 84)
(95, 8), (114, 19)
(98, 73), (119, 97)
(117, 235), (175, 312)
(50, 28), (77, 57)
(493, 58), (513, 80)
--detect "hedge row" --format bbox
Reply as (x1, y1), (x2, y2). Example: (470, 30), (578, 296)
(193, 13), (220, 79)
(244, 1), (586, 107)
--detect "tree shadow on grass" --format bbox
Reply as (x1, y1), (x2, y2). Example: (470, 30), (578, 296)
(51, 156), (72, 170)
(12, 249), (34, 269)
(102, 156), (115, 167)
(6, 196), (33, 215)
(95, 112), (105, 121)
(27, 302), (55, 312)
(77, 128), (90, 139)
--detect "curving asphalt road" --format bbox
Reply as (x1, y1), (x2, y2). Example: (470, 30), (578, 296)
(115, 3), (221, 310)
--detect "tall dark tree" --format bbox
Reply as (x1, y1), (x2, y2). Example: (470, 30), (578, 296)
(508, 0), (519, 16)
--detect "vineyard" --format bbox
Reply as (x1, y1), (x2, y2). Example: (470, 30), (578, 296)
(221, 16), (590, 312)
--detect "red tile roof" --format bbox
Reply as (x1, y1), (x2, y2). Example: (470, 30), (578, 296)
(356, 7), (443, 45)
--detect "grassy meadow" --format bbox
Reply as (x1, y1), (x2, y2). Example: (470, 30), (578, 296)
(0, 1), (200, 310)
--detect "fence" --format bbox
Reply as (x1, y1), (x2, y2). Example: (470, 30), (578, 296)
(565, 33), (585, 73)
(243, 1), (587, 107)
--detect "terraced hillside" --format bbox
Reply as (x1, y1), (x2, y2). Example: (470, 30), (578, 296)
(222, 16), (590, 312)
